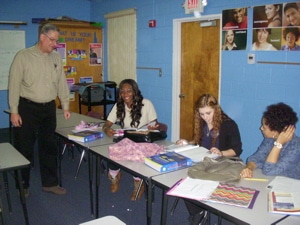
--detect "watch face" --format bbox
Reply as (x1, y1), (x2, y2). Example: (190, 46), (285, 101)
(274, 141), (283, 149)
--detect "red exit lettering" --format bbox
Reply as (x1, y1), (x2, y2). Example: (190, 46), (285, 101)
(187, 0), (198, 9)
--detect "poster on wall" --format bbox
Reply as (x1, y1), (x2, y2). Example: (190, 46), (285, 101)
(55, 43), (67, 66)
(0, 30), (25, 90)
(252, 2), (300, 51)
(89, 43), (102, 65)
(222, 8), (248, 50)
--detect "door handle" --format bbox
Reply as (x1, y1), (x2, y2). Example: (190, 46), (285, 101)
(179, 94), (185, 98)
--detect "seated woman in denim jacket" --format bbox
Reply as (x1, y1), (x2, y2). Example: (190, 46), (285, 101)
(240, 102), (300, 179)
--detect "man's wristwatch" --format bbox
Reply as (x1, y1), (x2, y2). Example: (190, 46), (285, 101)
(274, 141), (283, 149)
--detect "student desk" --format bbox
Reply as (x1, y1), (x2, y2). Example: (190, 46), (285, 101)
(0, 143), (30, 225)
(152, 168), (299, 225)
(55, 116), (115, 217)
(90, 140), (172, 225)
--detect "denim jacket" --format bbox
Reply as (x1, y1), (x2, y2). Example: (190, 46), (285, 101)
(247, 136), (300, 179)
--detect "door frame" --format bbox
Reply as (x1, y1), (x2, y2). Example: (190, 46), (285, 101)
(171, 14), (222, 141)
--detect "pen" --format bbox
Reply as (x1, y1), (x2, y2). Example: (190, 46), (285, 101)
(244, 178), (268, 182)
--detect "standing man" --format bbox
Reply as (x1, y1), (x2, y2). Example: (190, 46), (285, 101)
(9, 23), (71, 196)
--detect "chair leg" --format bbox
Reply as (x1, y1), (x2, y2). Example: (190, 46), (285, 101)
(3, 172), (12, 213)
(100, 159), (106, 174)
(170, 197), (180, 215)
(61, 144), (67, 155)
(75, 149), (85, 179)
(0, 188), (6, 225)
(134, 179), (144, 201)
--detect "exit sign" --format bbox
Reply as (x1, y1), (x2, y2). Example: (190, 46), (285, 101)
(187, 0), (199, 9)
(184, 0), (203, 14)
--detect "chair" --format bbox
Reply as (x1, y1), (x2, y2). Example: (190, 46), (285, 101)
(61, 140), (85, 179)
(157, 122), (168, 132)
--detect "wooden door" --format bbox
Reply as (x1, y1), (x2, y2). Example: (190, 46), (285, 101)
(180, 20), (220, 140)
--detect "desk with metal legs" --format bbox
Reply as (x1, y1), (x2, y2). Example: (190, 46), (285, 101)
(0, 143), (30, 225)
(151, 168), (298, 225)
(90, 139), (172, 225)
(55, 117), (115, 217)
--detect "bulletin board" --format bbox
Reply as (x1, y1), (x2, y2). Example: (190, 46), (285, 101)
(0, 30), (25, 90)
(40, 21), (103, 113)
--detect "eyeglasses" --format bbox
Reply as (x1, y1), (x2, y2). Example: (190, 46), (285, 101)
(43, 33), (59, 44)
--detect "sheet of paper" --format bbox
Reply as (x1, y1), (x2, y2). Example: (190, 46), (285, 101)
(167, 177), (219, 201)
(267, 176), (300, 192)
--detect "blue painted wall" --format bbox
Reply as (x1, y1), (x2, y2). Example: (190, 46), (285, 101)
(0, 0), (91, 128)
(1, 0), (300, 162)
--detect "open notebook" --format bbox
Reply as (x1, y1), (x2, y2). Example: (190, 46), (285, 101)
(166, 144), (218, 163)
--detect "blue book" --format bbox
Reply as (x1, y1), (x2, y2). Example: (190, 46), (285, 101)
(68, 130), (104, 142)
(144, 152), (193, 172)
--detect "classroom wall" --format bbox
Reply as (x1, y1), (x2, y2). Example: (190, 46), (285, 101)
(90, 0), (300, 161)
(1, 0), (299, 162)
(0, 0), (91, 127)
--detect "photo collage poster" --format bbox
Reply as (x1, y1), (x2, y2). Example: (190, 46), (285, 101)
(222, 8), (248, 50)
(222, 2), (300, 51)
(253, 2), (300, 51)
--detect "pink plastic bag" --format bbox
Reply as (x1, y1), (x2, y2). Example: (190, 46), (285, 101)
(109, 138), (164, 162)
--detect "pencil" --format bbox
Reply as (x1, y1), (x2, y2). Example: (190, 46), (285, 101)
(244, 178), (268, 182)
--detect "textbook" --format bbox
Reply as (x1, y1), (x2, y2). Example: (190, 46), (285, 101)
(144, 152), (193, 172)
(166, 144), (218, 163)
(68, 130), (104, 143)
(268, 191), (300, 215)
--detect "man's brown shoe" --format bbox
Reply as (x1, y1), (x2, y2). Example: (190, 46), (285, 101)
(42, 186), (67, 195)
(108, 172), (121, 193)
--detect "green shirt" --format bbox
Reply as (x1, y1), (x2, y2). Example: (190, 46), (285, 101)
(9, 44), (69, 113)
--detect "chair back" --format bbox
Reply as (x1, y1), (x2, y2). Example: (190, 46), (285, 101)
(157, 122), (168, 132)
(86, 111), (102, 119)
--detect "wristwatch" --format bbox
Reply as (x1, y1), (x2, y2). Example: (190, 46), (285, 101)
(274, 141), (283, 149)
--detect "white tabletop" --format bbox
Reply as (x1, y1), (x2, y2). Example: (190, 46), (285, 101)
(56, 108), (64, 115)
(79, 215), (126, 225)
(56, 112), (104, 129)
(0, 143), (30, 170)
(152, 168), (298, 225)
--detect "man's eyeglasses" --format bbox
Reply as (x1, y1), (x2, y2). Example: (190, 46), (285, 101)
(43, 33), (59, 44)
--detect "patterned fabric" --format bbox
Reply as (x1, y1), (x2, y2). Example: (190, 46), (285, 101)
(109, 138), (164, 162)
